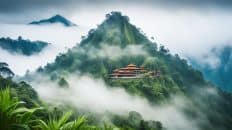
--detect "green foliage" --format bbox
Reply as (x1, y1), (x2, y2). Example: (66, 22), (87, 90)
(35, 111), (87, 130)
(0, 77), (39, 108)
(139, 120), (162, 130)
(58, 77), (69, 87)
(0, 88), (40, 130)
(80, 11), (152, 48)
(0, 85), (121, 130)
(110, 111), (162, 130)
(128, 111), (143, 128)
(107, 76), (181, 103)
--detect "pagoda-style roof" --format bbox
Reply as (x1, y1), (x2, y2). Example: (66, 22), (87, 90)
(110, 64), (161, 79)
(121, 67), (140, 70)
(110, 64), (157, 78)
(127, 64), (136, 67)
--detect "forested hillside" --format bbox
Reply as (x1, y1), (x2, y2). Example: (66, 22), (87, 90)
(38, 12), (232, 130)
(0, 62), (162, 130)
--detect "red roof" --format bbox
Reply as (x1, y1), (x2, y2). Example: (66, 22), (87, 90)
(110, 64), (148, 78)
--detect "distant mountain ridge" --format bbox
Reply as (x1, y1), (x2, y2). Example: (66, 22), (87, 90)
(29, 14), (77, 27)
(0, 36), (50, 56)
(190, 45), (232, 92)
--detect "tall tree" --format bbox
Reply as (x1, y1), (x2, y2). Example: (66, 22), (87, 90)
(0, 62), (14, 78)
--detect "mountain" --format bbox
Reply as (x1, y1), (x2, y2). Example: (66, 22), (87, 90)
(190, 45), (232, 92)
(2, 11), (231, 130)
(37, 12), (232, 130)
(29, 14), (77, 27)
(44, 11), (205, 89)
(0, 36), (50, 56)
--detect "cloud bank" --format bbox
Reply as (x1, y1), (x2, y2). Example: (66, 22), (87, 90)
(84, 44), (148, 60)
(1, 0), (231, 14)
(30, 75), (204, 130)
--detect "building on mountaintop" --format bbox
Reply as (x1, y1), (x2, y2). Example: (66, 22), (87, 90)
(110, 64), (161, 79)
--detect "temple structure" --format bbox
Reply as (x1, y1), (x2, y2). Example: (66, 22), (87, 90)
(110, 64), (160, 79)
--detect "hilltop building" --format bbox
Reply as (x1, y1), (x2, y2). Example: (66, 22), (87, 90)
(110, 64), (161, 79)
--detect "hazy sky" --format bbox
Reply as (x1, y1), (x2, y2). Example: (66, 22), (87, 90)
(0, 0), (232, 23)
(0, 0), (231, 13)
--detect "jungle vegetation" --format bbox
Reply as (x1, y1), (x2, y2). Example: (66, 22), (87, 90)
(1, 12), (232, 130)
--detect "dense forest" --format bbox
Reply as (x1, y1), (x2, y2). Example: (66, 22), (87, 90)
(0, 36), (49, 56)
(1, 12), (232, 130)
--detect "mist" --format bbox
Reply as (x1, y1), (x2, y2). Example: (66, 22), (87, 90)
(0, 23), (88, 75)
(69, 6), (232, 67)
(83, 44), (148, 60)
(28, 74), (206, 130)
(0, 1), (231, 130)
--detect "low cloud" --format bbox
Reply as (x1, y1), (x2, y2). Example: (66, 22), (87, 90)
(190, 51), (221, 69)
(85, 44), (148, 60)
(30, 75), (203, 130)
(189, 44), (232, 69)
(71, 7), (232, 67)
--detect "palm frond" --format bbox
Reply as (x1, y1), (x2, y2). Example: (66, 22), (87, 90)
(61, 116), (87, 130)
(0, 88), (40, 130)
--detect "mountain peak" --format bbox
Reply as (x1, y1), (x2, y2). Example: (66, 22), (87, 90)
(29, 14), (77, 27)
(103, 12), (130, 27)
(53, 14), (63, 18)
(106, 12), (128, 20)
(81, 11), (150, 47)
